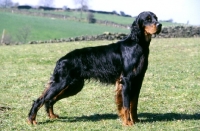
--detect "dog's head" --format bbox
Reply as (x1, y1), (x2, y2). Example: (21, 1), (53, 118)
(131, 11), (162, 42)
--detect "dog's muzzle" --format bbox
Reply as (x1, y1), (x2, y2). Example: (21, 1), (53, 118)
(156, 23), (162, 34)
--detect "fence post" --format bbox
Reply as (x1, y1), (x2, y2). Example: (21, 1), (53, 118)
(1, 29), (5, 44)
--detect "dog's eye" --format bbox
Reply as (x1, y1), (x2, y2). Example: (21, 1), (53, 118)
(146, 17), (151, 22)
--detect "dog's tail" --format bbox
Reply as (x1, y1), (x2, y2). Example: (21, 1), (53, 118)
(50, 58), (67, 83)
(50, 58), (80, 84)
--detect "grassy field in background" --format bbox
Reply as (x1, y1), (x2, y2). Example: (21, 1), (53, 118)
(0, 38), (199, 130)
(0, 10), (183, 43)
(28, 9), (182, 26)
(0, 12), (129, 42)
(28, 9), (135, 25)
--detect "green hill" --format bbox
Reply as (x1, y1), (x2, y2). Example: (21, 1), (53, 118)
(0, 9), (182, 44)
(28, 9), (182, 26)
(28, 9), (135, 25)
(0, 11), (129, 43)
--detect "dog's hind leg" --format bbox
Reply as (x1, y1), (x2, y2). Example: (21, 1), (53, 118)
(45, 79), (84, 119)
(41, 81), (59, 119)
(28, 77), (72, 125)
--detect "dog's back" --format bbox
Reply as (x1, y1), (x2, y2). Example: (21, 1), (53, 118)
(53, 41), (123, 84)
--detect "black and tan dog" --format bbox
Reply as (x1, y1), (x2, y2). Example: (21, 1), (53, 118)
(28, 11), (162, 126)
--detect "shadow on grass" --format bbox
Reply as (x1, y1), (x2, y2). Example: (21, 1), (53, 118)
(38, 112), (200, 124)
(59, 113), (118, 122)
(38, 113), (118, 124)
(139, 113), (200, 123)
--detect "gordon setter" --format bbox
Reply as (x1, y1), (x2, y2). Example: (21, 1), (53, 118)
(28, 11), (162, 126)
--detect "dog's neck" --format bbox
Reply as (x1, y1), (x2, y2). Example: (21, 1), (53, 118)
(144, 30), (152, 42)
(135, 33), (150, 51)
(130, 26), (152, 44)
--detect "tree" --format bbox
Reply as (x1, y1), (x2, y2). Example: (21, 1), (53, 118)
(0, 0), (13, 8)
(62, 6), (68, 11)
(87, 12), (96, 23)
(12, 2), (19, 7)
(112, 10), (118, 15)
(3, 34), (12, 44)
(120, 11), (125, 16)
(38, 0), (54, 7)
(16, 26), (31, 44)
(1, 29), (13, 45)
(74, 0), (88, 19)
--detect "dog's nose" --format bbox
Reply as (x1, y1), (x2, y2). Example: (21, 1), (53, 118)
(156, 23), (162, 34)
(156, 23), (162, 29)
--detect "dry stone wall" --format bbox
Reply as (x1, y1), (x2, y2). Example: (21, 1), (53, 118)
(29, 26), (200, 44)
(157, 26), (200, 38)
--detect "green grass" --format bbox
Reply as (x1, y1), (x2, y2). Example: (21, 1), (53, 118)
(0, 12), (129, 42)
(0, 38), (200, 130)
(28, 9), (182, 26)
(0, 10), (182, 43)
(29, 10), (135, 25)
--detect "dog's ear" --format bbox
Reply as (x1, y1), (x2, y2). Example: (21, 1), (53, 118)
(130, 13), (144, 42)
(131, 14), (141, 28)
(131, 20), (137, 28)
(131, 26), (141, 42)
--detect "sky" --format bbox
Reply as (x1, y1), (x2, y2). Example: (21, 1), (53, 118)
(12, 0), (200, 25)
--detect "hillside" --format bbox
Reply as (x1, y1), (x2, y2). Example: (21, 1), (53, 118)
(0, 11), (129, 43)
(24, 9), (182, 26)
(27, 9), (135, 25)
(0, 9), (183, 44)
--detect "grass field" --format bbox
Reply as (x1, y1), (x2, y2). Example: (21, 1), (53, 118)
(28, 9), (135, 25)
(0, 10), (182, 44)
(28, 9), (182, 26)
(0, 38), (200, 130)
(0, 12), (129, 42)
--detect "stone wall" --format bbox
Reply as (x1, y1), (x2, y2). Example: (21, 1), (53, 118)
(29, 32), (127, 44)
(29, 26), (200, 44)
(157, 26), (200, 38)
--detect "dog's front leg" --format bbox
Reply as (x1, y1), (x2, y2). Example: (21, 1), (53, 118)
(130, 89), (140, 123)
(129, 76), (144, 124)
(121, 77), (133, 126)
